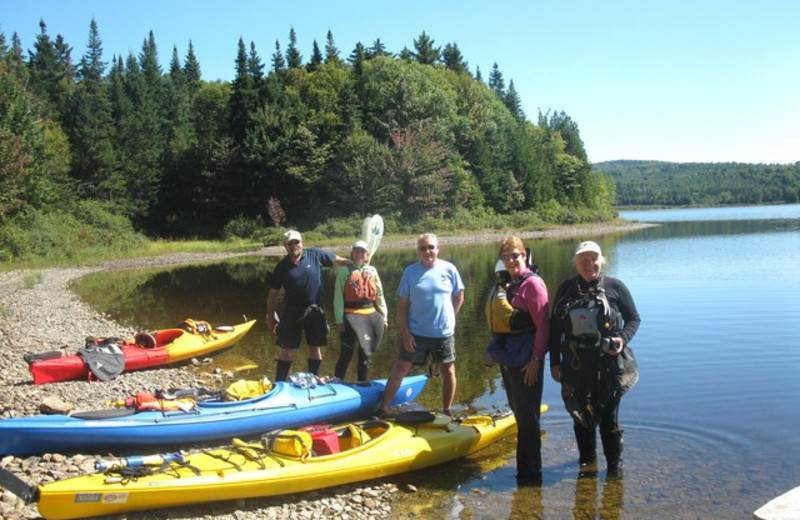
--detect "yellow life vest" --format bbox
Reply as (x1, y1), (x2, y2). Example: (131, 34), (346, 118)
(485, 272), (535, 334)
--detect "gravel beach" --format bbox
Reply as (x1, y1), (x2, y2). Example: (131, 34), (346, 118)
(0, 222), (652, 519)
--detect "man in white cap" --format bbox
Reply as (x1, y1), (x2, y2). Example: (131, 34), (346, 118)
(266, 230), (348, 381)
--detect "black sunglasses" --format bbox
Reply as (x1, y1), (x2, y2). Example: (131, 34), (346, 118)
(501, 252), (522, 262)
(418, 244), (437, 251)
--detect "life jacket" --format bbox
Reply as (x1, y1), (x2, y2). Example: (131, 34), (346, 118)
(343, 265), (378, 310)
(180, 318), (212, 335)
(554, 279), (621, 345)
(485, 272), (536, 335)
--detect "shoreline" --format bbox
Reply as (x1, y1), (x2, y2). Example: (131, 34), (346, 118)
(0, 221), (654, 519)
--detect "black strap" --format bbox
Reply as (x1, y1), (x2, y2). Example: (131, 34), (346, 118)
(0, 467), (39, 504)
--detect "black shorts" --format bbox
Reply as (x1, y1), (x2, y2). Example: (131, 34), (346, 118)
(398, 334), (455, 365)
(276, 305), (329, 349)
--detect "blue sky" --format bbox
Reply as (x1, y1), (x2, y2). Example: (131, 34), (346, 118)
(3, 0), (798, 164)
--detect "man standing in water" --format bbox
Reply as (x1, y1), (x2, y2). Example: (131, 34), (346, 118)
(377, 233), (465, 416)
(266, 230), (348, 382)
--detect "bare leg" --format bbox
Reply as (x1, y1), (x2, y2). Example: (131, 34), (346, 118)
(380, 359), (411, 412)
(441, 361), (456, 414)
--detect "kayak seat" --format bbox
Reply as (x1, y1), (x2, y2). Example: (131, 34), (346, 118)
(338, 424), (371, 451)
(134, 332), (157, 348)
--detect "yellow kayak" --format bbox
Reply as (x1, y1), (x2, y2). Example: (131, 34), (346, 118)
(30, 407), (546, 519)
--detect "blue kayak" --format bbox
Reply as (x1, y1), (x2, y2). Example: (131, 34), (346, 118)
(0, 375), (428, 456)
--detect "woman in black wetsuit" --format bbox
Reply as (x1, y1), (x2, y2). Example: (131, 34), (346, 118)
(549, 241), (641, 477)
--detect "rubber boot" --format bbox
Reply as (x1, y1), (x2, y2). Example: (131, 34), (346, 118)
(307, 357), (322, 376)
(601, 429), (624, 477)
(574, 424), (597, 466)
(274, 359), (292, 382)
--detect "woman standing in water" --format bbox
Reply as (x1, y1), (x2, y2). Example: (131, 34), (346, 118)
(549, 241), (640, 476)
(486, 236), (550, 483)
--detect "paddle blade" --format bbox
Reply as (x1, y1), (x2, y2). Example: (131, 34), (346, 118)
(362, 214), (384, 258)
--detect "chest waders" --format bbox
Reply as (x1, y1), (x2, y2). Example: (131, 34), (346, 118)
(556, 280), (625, 428)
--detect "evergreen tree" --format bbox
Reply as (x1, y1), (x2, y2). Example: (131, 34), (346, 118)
(369, 38), (389, 58)
(475, 65), (482, 82)
(285, 27), (302, 68)
(183, 40), (202, 96)
(271, 39), (285, 72)
(412, 31), (440, 65)
(504, 79), (524, 120)
(248, 41), (264, 81)
(398, 47), (413, 61)
(307, 40), (323, 72)
(488, 62), (505, 95)
(230, 38), (254, 140)
(69, 18), (116, 201)
(169, 45), (183, 86)
(348, 42), (366, 76)
(442, 43), (468, 74)
(324, 30), (341, 64)
(28, 20), (71, 117)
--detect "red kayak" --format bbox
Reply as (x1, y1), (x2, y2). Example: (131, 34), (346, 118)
(26, 319), (256, 384)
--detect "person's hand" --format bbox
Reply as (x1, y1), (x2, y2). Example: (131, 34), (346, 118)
(550, 365), (562, 382)
(336, 324), (345, 333)
(521, 358), (540, 386)
(608, 337), (624, 356)
(402, 332), (415, 353)
(383, 321), (389, 331)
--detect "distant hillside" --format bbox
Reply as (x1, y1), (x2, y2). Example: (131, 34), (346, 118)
(594, 160), (800, 207)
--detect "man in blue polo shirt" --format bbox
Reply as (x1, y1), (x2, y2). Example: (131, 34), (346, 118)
(377, 233), (465, 416)
(266, 230), (348, 381)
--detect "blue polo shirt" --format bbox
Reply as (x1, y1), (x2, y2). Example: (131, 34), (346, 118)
(270, 248), (336, 308)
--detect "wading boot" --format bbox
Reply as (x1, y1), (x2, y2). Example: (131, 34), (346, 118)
(575, 425), (597, 467)
(601, 429), (624, 478)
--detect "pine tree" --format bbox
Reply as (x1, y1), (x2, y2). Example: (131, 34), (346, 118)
(442, 43), (468, 74)
(271, 39), (285, 72)
(412, 31), (440, 65)
(324, 30), (341, 64)
(28, 20), (71, 118)
(307, 40), (323, 72)
(183, 40), (201, 96)
(398, 47), (413, 61)
(488, 62), (505, 95)
(369, 38), (389, 59)
(230, 38), (253, 140)
(504, 79), (524, 121)
(69, 18), (116, 201)
(348, 42), (366, 76)
(475, 65), (482, 82)
(285, 27), (302, 68)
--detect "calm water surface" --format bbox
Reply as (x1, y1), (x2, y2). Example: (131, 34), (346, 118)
(74, 204), (800, 519)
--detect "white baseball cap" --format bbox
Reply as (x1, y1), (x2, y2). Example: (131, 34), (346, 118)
(574, 240), (602, 256)
(352, 240), (369, 251)
(283, 230), (302, 244)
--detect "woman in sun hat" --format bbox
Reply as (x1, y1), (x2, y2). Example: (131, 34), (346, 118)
(549, 240), (641, 477)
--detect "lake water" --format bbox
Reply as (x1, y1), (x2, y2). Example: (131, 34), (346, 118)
(74, 204), (800, 519)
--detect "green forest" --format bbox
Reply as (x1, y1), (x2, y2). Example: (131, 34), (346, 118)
(596, 160), (800, 207)
(0, 20), (617, 263)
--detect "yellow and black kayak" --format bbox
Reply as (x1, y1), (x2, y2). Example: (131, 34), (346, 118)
(10, 407), (545, 519)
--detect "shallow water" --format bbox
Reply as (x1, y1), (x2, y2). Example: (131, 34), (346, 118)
(74, 203), (800, 519)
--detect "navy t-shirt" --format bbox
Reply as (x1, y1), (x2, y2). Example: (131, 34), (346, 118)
(270, 248), (336, 308)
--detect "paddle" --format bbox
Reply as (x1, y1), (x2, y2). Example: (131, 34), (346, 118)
(361, 214), (384, 260)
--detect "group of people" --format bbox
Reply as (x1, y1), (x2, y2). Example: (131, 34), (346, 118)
(266, 229), (640, 483)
